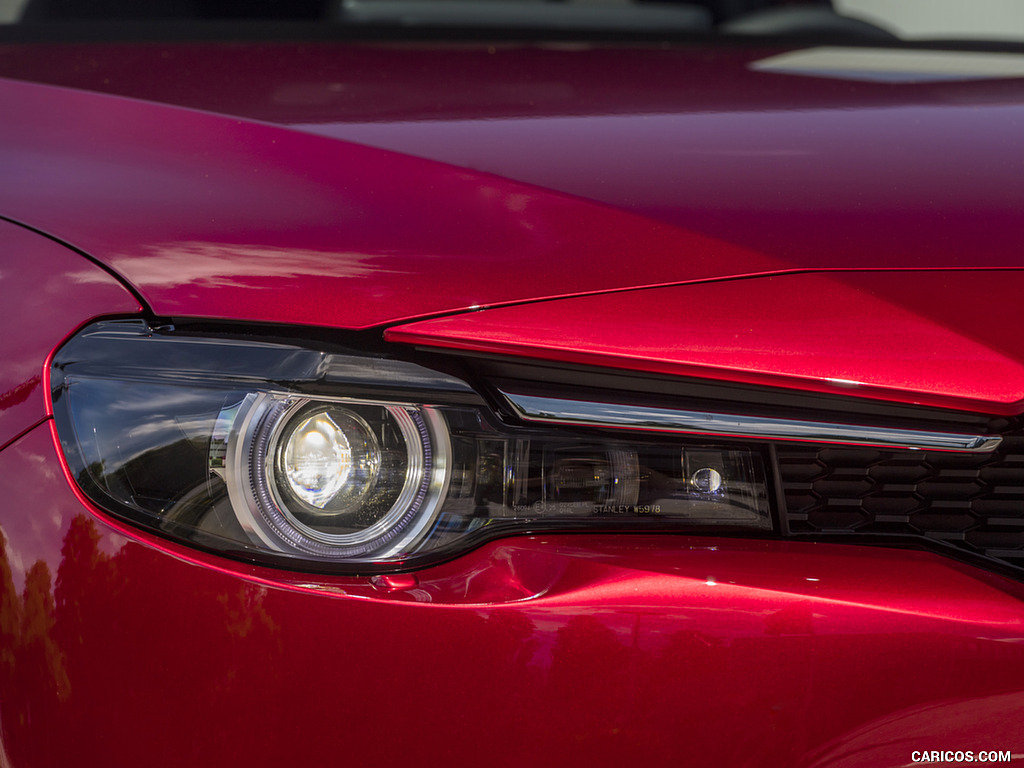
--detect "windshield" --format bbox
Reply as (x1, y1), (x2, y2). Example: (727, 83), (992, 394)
(2, 0), (1024, 46)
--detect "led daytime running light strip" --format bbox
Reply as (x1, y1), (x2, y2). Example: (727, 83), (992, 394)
(500, 391), (1001, 453)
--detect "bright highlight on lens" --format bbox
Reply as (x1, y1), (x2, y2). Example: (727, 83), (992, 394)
(283, 411), (353, 508)
(690, 467), (723, 493)
(275, 405), (384, 521)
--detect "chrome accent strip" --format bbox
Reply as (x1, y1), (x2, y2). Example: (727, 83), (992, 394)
(500, 391), (1002, 453)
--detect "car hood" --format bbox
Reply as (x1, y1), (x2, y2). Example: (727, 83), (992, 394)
(387, 269), (1024, 413)
(2, 41), (1024, 331)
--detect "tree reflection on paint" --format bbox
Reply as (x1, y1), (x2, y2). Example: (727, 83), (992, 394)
(0, 527), (69, 766)
(0, 513), (284, 765)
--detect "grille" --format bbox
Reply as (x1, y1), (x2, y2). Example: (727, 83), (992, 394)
(777, 433), (1024, 571)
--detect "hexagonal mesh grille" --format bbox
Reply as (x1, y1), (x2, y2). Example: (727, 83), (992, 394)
(778, 434), (1024, 569)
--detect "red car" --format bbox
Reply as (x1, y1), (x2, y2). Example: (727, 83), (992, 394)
(1, 2), (1023, 766)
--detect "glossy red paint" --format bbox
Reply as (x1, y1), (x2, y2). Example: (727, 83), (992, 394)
(387, 269), (1024, 413)
(2, 42), (1023, 276)
(0, 220), (142, 450)
(2, 422), (1024, 767)
(4, 35), (1024, 768)
(0, 75), (786, 330)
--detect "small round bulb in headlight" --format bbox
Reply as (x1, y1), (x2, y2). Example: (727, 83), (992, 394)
(282, 411), (354, 508)
(690, 467), (723, 494)
(277, 407), (381, 516)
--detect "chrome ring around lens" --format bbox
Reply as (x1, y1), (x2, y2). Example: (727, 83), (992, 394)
(224, 392), (449, 560)
(373, 405), (451, 559)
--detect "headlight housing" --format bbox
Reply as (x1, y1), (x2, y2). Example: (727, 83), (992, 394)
(51, 320), (772, 572)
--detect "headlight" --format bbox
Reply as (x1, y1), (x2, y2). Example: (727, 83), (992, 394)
(51, 320), (771, 572)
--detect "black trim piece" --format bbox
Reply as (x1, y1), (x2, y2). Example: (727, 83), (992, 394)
(5, 18), (1024, 52)
(446, 354), (1002, 432)
(769, 443), (789, 538)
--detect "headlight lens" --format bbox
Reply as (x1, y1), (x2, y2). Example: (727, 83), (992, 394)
(279, 406), (377, 511)
(51, 321), (771, 572)
(221, 394), (447, 559)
